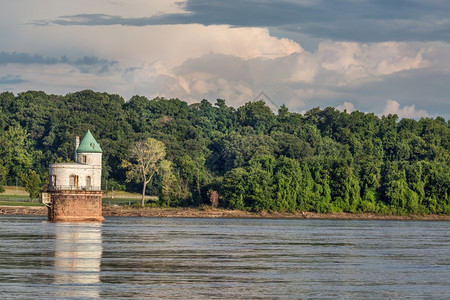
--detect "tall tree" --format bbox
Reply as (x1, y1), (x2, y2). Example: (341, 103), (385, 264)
(123, 138), (166, 207)
(0, 125), (33, 185)
(222, 167), (248, 210)
(20, 170), (42, 200)
(0, 164), (6, 193)
(237, 100), (275, 134)
(159, 159), (178, 207)
(180, 154), (207, 204)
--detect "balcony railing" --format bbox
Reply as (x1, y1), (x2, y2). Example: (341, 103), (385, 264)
(48, 185), (102, 192)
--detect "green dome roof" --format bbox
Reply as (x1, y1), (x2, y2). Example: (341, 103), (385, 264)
(76, 130), (102, 153)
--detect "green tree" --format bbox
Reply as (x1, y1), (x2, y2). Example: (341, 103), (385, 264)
(123, 138), (166, 207)
(308, 159), (332, 212)
(180, 154), (207, 204)
(212, 132), (277, 173)
(380, 162), (420, 214)
(0, 164), (6, 193)
(273, 157), (302, 212)
(422, 161), (450, 213)
(246, 154), (275, 211)
(159, 159), (179, 207)
(237, 100), (275, 134)
(21, 170), (42, 199)
(214, 99), (237, 133)
(222, 167), (248, 210)
(0, 125), (33, 185)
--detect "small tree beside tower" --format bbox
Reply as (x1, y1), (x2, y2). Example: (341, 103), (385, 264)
(122, 138), (166, 207)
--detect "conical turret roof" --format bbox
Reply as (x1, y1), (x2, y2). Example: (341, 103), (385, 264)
(76, 130), (102, 153)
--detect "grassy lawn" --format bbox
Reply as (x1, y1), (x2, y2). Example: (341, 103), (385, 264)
(0, 187), (37, 204)
(103, 198), (142, 206)
(0, 201), (44, 206)
(0, 194), (38, 203)
(102, 195), (158, 206)
(0, 194), (30, 200)
(0, 186), (28, 195)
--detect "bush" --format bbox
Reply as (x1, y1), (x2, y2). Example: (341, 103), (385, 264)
(107, 179), (126, 191)
(360, 200), (376, 213)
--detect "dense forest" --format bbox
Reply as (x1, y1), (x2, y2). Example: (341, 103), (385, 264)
(0, 90), (449, 214)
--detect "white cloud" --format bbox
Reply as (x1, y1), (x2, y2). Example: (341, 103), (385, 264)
(382, 99), (430, 119)
(336, 102), (355, 113)
(3, 23), (302, 70)
(317, 41), (429, 86)
(1, 38), (441, 116)
(140, 41), (431, 109)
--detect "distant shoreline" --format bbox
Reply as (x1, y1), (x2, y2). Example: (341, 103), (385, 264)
(1, 205), (450, 221)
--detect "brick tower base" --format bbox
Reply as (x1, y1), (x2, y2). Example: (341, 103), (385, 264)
(48, 190), (104, 222)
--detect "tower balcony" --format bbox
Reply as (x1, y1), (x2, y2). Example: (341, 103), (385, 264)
(48, 185), (102, 192)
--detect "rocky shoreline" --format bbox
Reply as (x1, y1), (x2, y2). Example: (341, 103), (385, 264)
(1, 205), (450, 220)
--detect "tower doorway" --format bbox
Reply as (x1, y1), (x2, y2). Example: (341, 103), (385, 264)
(69, 175), (79, 189)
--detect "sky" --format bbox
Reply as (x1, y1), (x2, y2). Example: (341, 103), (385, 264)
(1, 0), (450, 119)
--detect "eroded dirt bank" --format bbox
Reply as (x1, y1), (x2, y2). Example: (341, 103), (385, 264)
(1, 205), (450, 220)
(0, 206), (46, 216)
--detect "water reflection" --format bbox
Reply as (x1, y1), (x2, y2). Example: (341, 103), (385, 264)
(53, 223), (102, 299)
(1, 217), (449, 298)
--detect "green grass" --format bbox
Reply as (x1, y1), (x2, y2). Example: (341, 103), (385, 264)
(102, 198), (141, 206)
(102, 196), (158, 206)
(0, 201), (44, 206)
(0, 195), (36, 202)
(0, 186), (28, 196)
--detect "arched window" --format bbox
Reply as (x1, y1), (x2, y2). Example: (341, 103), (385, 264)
(86, 176), (91, 189)
(69, 175), (79, 189)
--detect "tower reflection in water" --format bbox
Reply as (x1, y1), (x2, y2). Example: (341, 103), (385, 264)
(53, 223), (102, 298)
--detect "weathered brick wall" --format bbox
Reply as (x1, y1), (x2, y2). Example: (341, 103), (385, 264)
(49, 190), (104, 222)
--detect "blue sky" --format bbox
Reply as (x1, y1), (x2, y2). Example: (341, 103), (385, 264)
(1, 0), (450, 119)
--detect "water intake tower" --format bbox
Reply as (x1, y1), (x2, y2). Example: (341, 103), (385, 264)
(44, 130), (104, 222)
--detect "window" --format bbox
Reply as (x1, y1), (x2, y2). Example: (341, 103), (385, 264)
(50, 175), (56, 187)
(81, 155), (87, 163)
(86, 176), (91, 189)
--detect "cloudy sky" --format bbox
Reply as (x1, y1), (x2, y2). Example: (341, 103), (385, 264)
(1, 0), (450, 119)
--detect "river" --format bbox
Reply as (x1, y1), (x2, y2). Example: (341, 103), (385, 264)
(0, 216), (449, 299)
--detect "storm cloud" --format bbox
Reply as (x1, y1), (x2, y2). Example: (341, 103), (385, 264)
(0, 52), (117, 73)
(35, 0), (450, 43)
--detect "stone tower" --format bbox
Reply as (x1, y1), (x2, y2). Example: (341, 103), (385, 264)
(46, 130), (104, 222)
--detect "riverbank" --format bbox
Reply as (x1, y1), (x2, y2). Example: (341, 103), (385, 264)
(1, 205), (450, 220)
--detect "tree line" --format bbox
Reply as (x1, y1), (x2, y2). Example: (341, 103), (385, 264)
(0, 90), (449, 214)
